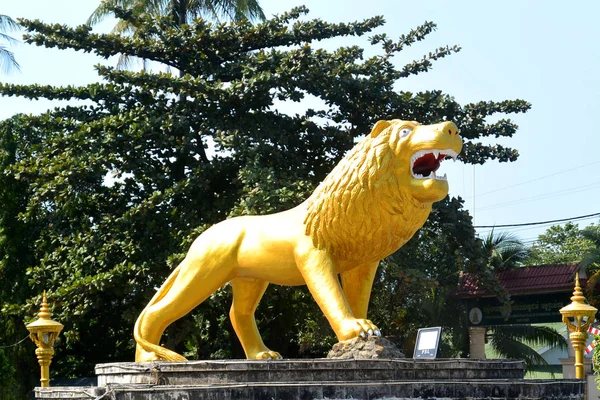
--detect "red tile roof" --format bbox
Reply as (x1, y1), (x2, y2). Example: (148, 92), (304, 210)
(456, 263), (581, 298)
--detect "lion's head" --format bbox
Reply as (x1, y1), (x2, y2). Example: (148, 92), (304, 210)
(303, 119), (463, 262)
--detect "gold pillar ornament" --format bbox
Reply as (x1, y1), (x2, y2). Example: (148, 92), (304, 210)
(26, 291), (63, 387)
(560, 273), (597, 379)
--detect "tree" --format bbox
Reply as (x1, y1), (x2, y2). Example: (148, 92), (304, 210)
(89, 0), (265, 28)
(481, 229), (530, 271)
(487, 324), (567, 369)
(88, 0), (265, 69)
(0, 14), (20, 73)
(0, 6), (530, 389)
(478, 230), (566, 371)
(526, 222), (596, 265)
(0, 114), (41, 399)
(369, 196), (485, 357)
(578, 225), (600, 306)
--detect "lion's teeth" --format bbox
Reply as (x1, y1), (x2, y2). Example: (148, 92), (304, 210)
(433, 150), (439, 159)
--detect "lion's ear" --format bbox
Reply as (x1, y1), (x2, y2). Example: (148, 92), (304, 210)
(370, 120), (392, 138)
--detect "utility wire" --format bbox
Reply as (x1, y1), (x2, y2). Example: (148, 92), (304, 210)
(464, 159), (600, 200)
(476, 214), (600, 234)
(475, 181), (600, 212)
(0, 334), (30, 349)
(474, 212), (600, 228)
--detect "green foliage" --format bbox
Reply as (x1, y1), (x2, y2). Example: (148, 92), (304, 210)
(579, 225), (600, 307)
(525, 222), (600, 307)
(369, 196), (483, 357)
(89, 0), (265, 29)
(0, 6), (530, 386)
(482, 230), (531, 271)
(593, 334), (600, 388)
(526, 222), (596, 265)
(478, 232), (567, 369)
(0, 349), (17, 397)
(88, 0), (265, 69)
(487, 324), (567, 369)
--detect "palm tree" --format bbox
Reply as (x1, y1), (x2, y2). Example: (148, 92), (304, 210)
(487, 324), (567, 369)
(0, 14), (20, 73)
(482, 229), (531, 271)
(579, 225), (600, 304)
(481, 230), (567, 372)
(87, 0), (265, 69)
(89, 0), (265, 27)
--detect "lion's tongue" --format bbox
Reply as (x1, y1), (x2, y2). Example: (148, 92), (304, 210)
(413, 153), (441, 176)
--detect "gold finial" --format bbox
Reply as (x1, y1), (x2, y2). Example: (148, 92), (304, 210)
(570, 273), (586, 304)
(38, 291), (52, 320)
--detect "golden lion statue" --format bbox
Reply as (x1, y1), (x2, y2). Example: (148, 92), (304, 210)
(134, 119), (462, 362)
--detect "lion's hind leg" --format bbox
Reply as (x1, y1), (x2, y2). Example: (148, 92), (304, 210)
(230, 277), (281, 360)
(135, 254), (236, 362)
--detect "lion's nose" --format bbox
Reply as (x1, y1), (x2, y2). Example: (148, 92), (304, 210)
(437, 121), (459, 136)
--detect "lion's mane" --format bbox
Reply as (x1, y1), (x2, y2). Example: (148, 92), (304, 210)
(303, 120), (431, 263)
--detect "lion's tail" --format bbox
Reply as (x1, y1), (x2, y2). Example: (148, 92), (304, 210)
(134, 265), (187, 362)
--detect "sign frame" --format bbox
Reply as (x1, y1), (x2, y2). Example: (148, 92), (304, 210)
(413, 326), (442, 359)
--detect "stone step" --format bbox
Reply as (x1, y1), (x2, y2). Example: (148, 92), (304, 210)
(35, 379), (585, 400)
(95, 359), (527, 385)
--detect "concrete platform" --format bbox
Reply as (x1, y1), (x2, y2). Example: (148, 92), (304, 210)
(34, 358), (586, 400)
(95, 358), (528, 385)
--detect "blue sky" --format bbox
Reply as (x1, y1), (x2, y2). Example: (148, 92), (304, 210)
(2, 0), (599, 245)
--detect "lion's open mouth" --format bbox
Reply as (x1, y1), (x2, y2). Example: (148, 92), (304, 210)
(411, 149), (458, 180)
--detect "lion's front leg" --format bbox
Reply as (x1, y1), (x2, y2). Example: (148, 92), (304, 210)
(341, 262), (381, 337)
(295, 240), (379, 341)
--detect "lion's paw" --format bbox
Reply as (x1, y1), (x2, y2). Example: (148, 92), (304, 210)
(254, 350), (282, 360)
(340, 318), (382, 341)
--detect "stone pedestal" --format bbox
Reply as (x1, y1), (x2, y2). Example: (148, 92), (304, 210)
(560, 357), (593, 379)
(33, 358), (586, 400)
(468, 326), (487, 359)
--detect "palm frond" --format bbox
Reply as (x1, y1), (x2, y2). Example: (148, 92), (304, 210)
(0, 32), (19, 46)
(188, 0), (264, 22)
(582, 226), (600, 248)
(487, 324), (567, 367)
(0, 45), (20, 73)
(116, 53), (137, 70)
(585, 269), (600, 299)
(88, 0), (153, 26)
(0, 15), (20, 32)
(87, 1), (115, 25)
(580, 248), (600, 270)
(482, 229), (530, 270)
(489, 334), (549, 367)
(112, 19), (137, 35)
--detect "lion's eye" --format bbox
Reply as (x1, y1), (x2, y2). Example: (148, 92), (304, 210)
(399, 128), (412, 138)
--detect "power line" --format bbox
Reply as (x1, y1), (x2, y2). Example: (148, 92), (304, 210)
(464, 160), (600, 200)
(474, 212), (600, 229)
(0, 334), (30, 349)
(476, 214), (600, 234)
(475, 181), (600, 212)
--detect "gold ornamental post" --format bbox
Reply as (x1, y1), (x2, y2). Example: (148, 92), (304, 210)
(560, 273), (597, 379)
(26, 291), (63, 387)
